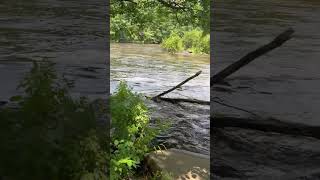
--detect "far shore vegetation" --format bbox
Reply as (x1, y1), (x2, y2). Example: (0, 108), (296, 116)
(111, 0), (210, 54)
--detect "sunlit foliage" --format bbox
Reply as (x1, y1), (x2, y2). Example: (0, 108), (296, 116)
(111, 0), (210, 52)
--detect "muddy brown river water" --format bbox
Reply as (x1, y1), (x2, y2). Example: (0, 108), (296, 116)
(111, 43), (210, 101)
(111, 43), (210, 155)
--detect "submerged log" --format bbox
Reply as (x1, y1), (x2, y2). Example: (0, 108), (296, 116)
(158, 97), (210, 105)
(211, 28), (294, 85)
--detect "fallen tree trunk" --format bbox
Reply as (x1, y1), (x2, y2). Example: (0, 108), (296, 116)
(213, 116), (320, 139)
(211, 28), (294, 86)
(152, 71), (202, 100)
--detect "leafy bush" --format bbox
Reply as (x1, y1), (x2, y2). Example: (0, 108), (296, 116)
(182, 29), (210, 54)
(200, 34), (210, 54)
(161, 30), (210, 54)
(182, 29), (203, 50)
(0, 61), (108, 180)
(110, 81), (168, 179)
(161, 33), (183, 53)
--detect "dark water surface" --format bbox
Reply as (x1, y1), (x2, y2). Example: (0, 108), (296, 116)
(213, 0), (320, 125)
(0, 0), (107, 100)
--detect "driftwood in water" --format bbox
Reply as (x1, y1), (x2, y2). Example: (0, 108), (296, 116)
(213, 116), (320, 139)
(152, 71), (202, 100)
(158, 97), (210, 105)
(151, 70), (210, 105)
(211, 28), (294, 86)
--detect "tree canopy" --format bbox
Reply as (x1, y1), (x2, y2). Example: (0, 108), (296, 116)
(111, 0), (210, 44)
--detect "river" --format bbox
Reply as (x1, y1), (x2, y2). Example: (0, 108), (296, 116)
(111, 43), (210, 101)
(111, 43), (210, 155)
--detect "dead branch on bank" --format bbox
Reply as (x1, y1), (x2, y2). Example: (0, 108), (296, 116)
(211, 28), (294, 86)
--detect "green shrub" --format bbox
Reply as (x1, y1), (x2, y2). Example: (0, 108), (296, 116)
(110, 81), (169, 179)
(200, 34), (210, 54)
(161, 29), (210, 54)
(161, 33), (183, 53)
(182, 29), (203, 49)
(182, 29), (210, 54)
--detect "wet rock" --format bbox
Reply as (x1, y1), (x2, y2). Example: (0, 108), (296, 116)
(145, 148), (210, 180)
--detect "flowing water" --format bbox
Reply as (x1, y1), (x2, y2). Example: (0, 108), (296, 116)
(111, 43), (210, 101)
(0, 0), (107, 100)
(213, 0), (320, 125)
(111, 43), (210, 154)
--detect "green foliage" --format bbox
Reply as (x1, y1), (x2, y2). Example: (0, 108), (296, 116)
(161, 29), (210, 54)
(110, 0), (210, 44)
(161, 33), (183, 53)
(110, 81), (169, 179)
(0, 61), (108, 180)
(200, 34), (210, 54)
(182, 29), (210, 54)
